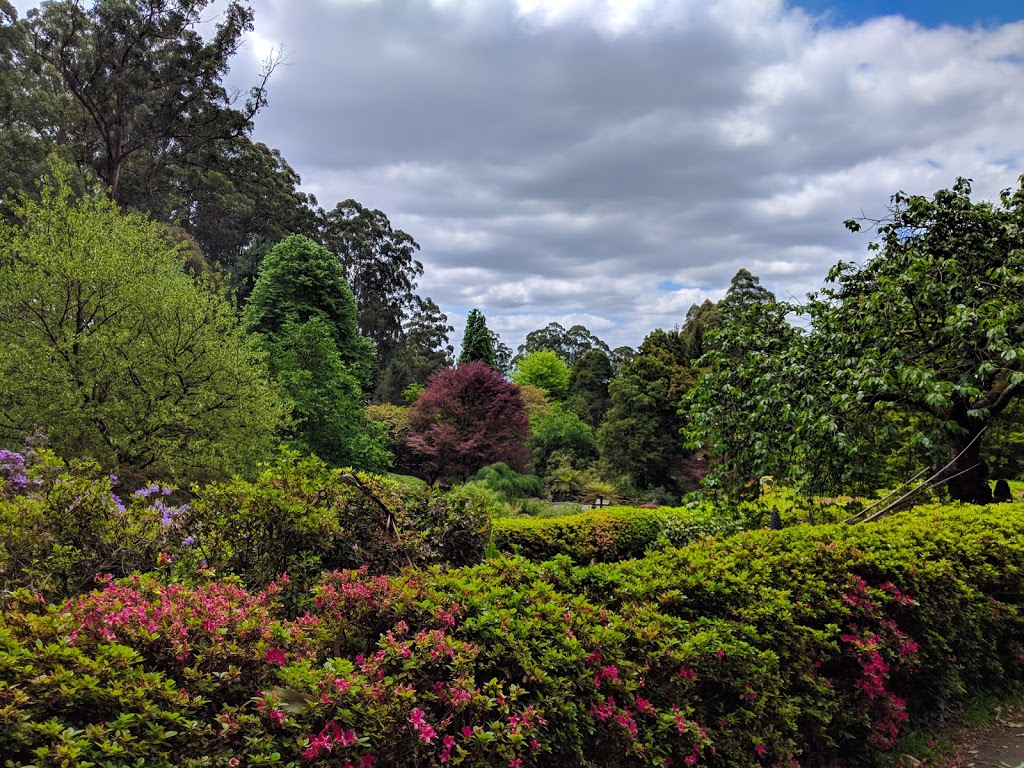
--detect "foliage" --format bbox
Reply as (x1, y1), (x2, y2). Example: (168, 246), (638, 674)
(458, 308), (496, 368)
(466, 462), (543, 499)
(0, 169), (285, 482)
(598, 346), (695, 492)
(17, 0), (262, 206)
(366, 403), (414, 472)
(244, 234), (374, 389)
(406, 361), (531, 483)
(493, 507), (669, 562)
(376, 296), (455, 404)
(518, 384), (552, 420)
(679, 299), (724, 363)
(514, 321), (610, 366)
(684, 298), (808, 499)
(530, 404), (598, 477)
(808, 177), (1024, 502)
(8, 505), (1024, 766)
(262, 318), (390, 471)
(5, 0), (319, 271)
(0, 445), (178, 599)
(567, 349), (613, 428)
(512, 350), (571, 401)
(182, 450), (491, 593)
(321, 199), (424, 373)
(721, 268), (776, 314)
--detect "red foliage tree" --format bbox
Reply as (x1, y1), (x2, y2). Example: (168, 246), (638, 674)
(406, 361), (531, 483)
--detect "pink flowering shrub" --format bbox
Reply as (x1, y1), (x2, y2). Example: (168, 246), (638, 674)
(1, 504), (1024, 767)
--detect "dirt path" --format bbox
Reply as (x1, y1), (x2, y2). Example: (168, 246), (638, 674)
(945, 701), (1024, 768)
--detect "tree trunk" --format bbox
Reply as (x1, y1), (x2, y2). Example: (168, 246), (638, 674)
(945, 418), (988, 504)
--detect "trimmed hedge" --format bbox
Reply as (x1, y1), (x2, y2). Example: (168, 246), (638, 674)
(492, 506), (668, 562)
(491, 505), (743, 562)
(3, 504), (1024, 766)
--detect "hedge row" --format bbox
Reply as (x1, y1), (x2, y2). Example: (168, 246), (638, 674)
(490, 505), (746, 562)
(3, 504), (1024, 767)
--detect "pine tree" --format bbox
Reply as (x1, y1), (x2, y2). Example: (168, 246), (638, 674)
(458, 308), (496, 368)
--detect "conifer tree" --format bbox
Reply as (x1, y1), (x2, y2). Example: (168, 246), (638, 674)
(458, 308), (496, 369)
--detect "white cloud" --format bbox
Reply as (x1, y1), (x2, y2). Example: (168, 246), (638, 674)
(218, 0), (1024, 352)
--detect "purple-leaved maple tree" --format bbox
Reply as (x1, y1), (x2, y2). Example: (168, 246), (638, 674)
(406, 361), (531, 483)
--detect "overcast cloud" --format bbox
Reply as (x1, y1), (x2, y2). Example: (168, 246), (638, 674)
(20, 0), (1024, 352)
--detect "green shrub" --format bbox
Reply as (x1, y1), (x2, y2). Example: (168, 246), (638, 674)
(182, 449), (492, 590)
(0, 447), (175, 599)
(466, 462), (543, 499)
(0, 447), (491, 605)
(492, 506), (669, 562)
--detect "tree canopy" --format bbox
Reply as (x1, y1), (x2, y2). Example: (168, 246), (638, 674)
(243, 234), (374, 389)
(458, 309), (496, 369)
(321, 199), (423, 374)
(511, 350), (571, 401)
(807, 176), (1024, 502)
(406, 361), (531, 483)
(515, 322), (609, 366)
(0, 168), (285, 481)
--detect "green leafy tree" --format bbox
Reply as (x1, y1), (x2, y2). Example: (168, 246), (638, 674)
(807, 177), (1024, 502)
(511, 350), (571, 401)
(529, 403), (597, 476)
(264, 318), (389, 471)
(243, 234), (374, 388)
(515, 322), (609, 366)
(597, 346), (694, 492)
(458, 308), (496, 368)
(22, 0), (264, 205)
(684, 299), (809, 499)
(321, 199), (423, 374)
(0, 168), (285, 481)
(567, 349), (613, 428)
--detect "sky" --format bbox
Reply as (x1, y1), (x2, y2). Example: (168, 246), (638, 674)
(14, 0), (1024, 353)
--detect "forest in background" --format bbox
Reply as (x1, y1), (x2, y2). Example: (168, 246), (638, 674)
(3, 0), (1024, 511)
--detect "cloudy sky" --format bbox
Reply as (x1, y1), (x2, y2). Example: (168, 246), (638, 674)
(18, 0), (1024, 353)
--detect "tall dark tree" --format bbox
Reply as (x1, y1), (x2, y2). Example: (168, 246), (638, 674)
(0, 2), (55, 211)
(680, 299), (724, 363)
(608, 346), (636, 375)
(567, 349), (614, 428)
(321, 199), (423, 371)
(459, 308), (496, 369)
(374, 296), (454, 404)
(243, 234), (374, 388)
(23, 0), (266, 205)
(721, 268), (776, 313)
(598, 345), (694, 493)
(515, 322), (609, 366)
(2, 1), (318, 274)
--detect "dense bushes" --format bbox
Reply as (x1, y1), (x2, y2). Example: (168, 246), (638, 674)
(3, 505), (1024, 766)
(0, 447), (490, 602)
